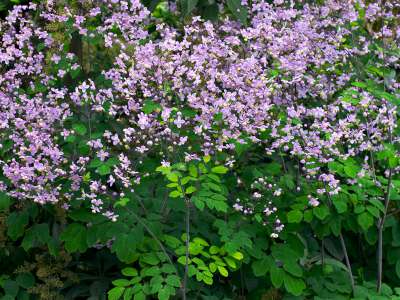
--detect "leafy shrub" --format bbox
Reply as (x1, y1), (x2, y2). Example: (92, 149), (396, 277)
(0, 0), (399, 299)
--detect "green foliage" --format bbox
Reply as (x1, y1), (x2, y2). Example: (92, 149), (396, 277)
(180, 0), (198, 18)
(60, 223), (88, 253)
(157, 160), (229, 212)
(1, 1), (400, 300)
(226, 0), (248, 25)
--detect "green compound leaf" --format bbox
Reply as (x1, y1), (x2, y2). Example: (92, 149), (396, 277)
(16, 273), (35, 289)
(112, 234), (138, 263)
(72, 123), (87, 135)
(252, 257), (272, 277)
(122, 267), (138, 277)
(283, 260), (303, 277)
(218, 266), (229, 277)
(7, 211), (29, 241)
(112, 279), (131, 287)
(313, 205), (329, 220)
(287, 210), (303, 223)
(108, 287), (125, 300)
(283, 273), (306, 296)
(211, 165), (228, 174)
(0, 192), (11, 211)
(166, 275), (181, 287)
(357, 212), (374, 231)
(97, 164), (111, 175)
(60, 223), (88, 253)
(270, 265), (284, 288)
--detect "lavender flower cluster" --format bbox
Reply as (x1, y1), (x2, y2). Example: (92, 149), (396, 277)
(0, 0), (399, 230)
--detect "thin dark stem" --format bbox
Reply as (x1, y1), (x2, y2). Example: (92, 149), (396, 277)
(177, 177), (191, 300)
(377, 223), (383, 293)
(339, 233), (355, 293)
(133, 194), (148, 215)
(160, 190), (169, 216)
(296, 159), (301, 191)
(377, 168), (393, 293)
(325, 186), (355, 294)
(182, 199), (190, 300)
(279, 150), (287, 173)
(126, 207), (179, 276)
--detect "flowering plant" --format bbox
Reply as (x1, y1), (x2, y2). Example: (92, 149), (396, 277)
(0, 0), (399, 299)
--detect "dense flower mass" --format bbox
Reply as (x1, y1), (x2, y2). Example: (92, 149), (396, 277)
(0, 0), (399, 224)
(1, 0), (400, 299)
